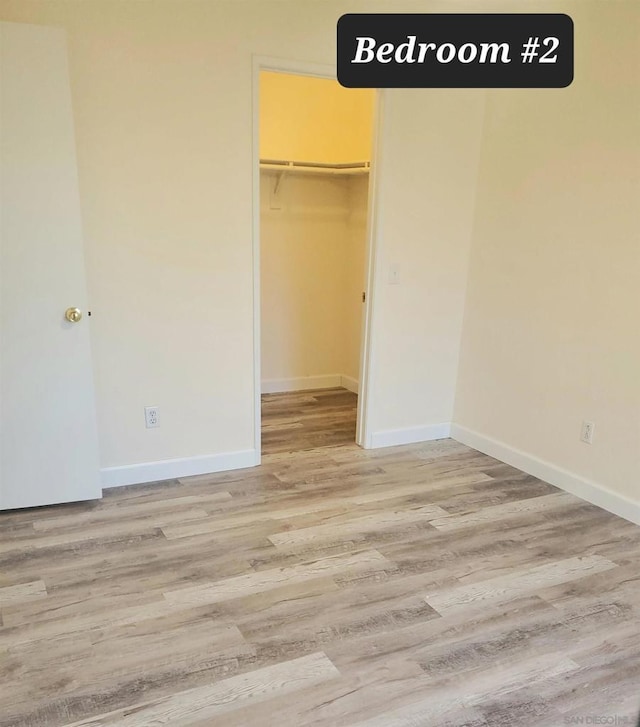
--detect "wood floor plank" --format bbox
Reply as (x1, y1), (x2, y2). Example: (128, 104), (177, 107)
(1, 623), (255, 720)
(61, 652), (340, 727)
(200, 656), (429, 727)
(347, 653), (578, 727)
(425, 555), (618, 615)
(160, 482), (454, 543)
(0, 508), (209, 553)
(428, 491), (576, 531)
(0, 580), (47, 607)
(325, 594), (561, 672)
(268, 503), (447, 548)
(349, 472), (494, 504)
(31, 493), (232, 532)
(160, 499), (356, 541)
(0, 598), (175, 649)
(163, 550), (391, 607)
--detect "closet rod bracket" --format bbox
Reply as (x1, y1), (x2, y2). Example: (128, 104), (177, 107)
(273, 169), (287, 196)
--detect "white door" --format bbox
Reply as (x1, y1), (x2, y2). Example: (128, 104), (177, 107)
(0, 21), (101, 510)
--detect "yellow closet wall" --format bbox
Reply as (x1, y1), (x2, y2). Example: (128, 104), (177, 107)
(260, 71), (372, 392)
(260, 71), (374, 163)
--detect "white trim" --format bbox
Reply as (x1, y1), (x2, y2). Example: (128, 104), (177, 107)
(262, 375), (341, 394)
(341, 374), (359, 394)
(450, 424), (640, 526)
(356, 89), (384, 449)
(251, 56), (263, 464)
(253, 56), (337, 79)
(369, 422), (452, 449)
(261, 374), (359, 395)
(101, 449), (259, 489)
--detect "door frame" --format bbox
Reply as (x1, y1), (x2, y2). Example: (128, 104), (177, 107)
(251, 55), (382, 457)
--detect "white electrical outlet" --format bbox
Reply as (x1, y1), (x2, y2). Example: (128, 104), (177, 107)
(145, 406), (159, 428)
(580, 420), (594, 444)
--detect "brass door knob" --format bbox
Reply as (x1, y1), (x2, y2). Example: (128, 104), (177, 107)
(65, 307), (82, 323)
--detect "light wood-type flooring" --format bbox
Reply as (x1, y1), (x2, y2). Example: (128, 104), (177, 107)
(1, 391), (640, 726)
(261, 388), (358, 454)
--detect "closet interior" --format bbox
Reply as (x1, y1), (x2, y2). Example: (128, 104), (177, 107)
(259, 71), (374, 454)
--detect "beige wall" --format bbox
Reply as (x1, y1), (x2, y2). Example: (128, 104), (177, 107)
(0, 0), (483, 477)
(260, 71), (374, 163)
(260, 172), (366, 389)
(454, 1), (640, 506)
(367, 88), (485, 443)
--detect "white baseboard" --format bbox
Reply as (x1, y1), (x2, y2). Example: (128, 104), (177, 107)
(262, 374), (359, 394)
(450, 424), (640, 526)
(101, 449), (260, 489)
(341, 375), (359, 394)
(369, 422), (451, 449)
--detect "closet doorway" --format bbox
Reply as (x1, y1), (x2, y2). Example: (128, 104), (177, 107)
(254, 66), (377, 455)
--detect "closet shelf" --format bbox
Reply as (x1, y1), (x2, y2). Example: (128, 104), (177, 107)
(260, 159), (370, 176)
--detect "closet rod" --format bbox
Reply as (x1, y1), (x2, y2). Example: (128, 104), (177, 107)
(260, 159), (370, 175)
